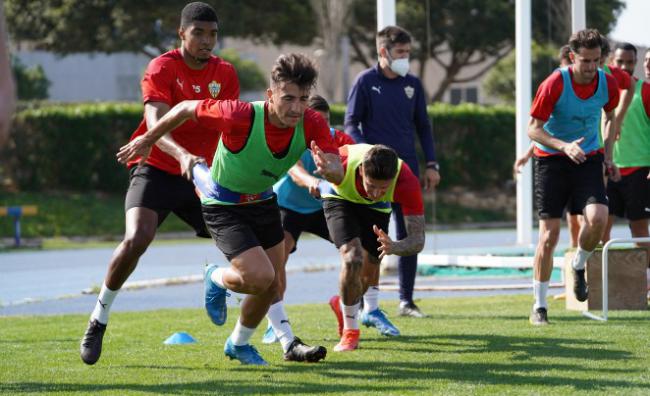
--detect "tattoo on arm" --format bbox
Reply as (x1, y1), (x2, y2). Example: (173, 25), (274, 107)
(390, 215), (425, 257)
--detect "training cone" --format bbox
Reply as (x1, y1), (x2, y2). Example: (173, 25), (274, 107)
(164, 332), (197, 345)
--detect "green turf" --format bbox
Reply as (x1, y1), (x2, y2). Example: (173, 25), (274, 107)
(1, 295), (649, 395)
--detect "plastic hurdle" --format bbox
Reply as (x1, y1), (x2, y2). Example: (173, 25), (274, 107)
(582, 237), (650, 322)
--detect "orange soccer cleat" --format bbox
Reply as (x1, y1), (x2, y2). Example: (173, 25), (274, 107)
(333, 329), (360, 352)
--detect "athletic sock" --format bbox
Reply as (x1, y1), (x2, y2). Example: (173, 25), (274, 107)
(363, 286), (379, 314)
(90, 283), (118, 324)
(210, 268), (227, 289)
(533, 280), (549, 310)
(230, 318), (256, 346)
(341, 301), (360, 330)
(572, 247), (593, 270)
(266, 301), (295, 353)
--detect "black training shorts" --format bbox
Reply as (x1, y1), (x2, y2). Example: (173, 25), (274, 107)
(280, 207), (332, 253)
(201, 196), (284, 261)
(607, 167), (650, 221)
(125, 164), (209, 237)
(322, 198), (390, 259)
(534, 152), (608, 219)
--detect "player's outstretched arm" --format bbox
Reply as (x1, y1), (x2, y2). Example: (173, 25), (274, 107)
(311, 141), (344, 185)
(373, 214), (425, 259)
(116, 100), (200, 165)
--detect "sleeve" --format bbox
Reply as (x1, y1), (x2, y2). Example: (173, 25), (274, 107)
(217, 63), (240, 100)
(305, 109), (338, 154)
(530, 71), (563, 121)
(612, 66), (631, 91)
(392, 162), (424, 216)
(141, 57), (174, 106)
(194, 99), (251, 135)
(333, 129), (356, 147)
(603, 73), (620, 112)
(413, 78), (436, 162)
(344, 74), (368, 143)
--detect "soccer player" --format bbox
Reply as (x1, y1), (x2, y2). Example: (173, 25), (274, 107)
(344, 25), (439, 318)
(613, 42), (638, 77)
(79, 2), (240, 365)
(527, 29), (620, 325)
(117, 53), (344, 365)
(321, 144), (425, 351)
(602, 49), (650, 275)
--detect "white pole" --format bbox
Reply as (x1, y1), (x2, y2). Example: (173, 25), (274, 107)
(515, 0), (533, 246)
(571, 0), (587, 32)
(377, 0), (396, 31)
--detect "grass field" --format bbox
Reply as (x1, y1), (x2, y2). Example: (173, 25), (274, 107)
(1, 295), (649, 395)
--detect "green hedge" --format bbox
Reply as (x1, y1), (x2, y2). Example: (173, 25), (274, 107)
(2, 102), (516, 192)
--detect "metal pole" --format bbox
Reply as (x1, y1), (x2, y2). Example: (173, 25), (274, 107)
(571, 0), (586, 32)
(515, 0), (533, 246)
(377, 0), (396, 31)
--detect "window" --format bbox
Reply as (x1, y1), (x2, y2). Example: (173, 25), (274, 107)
(448, 86), (479, 104)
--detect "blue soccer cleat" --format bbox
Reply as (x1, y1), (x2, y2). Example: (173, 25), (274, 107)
(261, 324), (279, 344)
(204, 264), (229, 326)
(224, 337), (269, 365)
(361, 308), (401, 337)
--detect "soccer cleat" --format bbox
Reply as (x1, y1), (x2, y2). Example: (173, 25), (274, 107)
(204, 264), (230, 326)
(283, 337), (327, 362)
(573, 268), (589, 302)
(361, 309), (401, 336)
(80, 319), (107, 365)
(224, 337), (268, 365)
(398, 301), (428, 318)
(529, 307), (549, 326)
(333, 329), (360, 352)
(328, 295), (344, 336)
(261, 324), (279, 344)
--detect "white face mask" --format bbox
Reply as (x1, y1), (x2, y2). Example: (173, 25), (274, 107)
(385, 50), (410, 77)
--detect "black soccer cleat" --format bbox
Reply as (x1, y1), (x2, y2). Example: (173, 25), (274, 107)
(283, 337), (327, 363)
(573, 268), (589, 302)
(80, 319), (107, 365)
(529, 307), (549, 326)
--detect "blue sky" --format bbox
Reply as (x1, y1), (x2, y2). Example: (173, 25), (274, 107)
(610, 0), (649, 46)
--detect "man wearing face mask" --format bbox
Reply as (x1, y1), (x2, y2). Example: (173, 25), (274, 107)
(344, 25), (439, 319)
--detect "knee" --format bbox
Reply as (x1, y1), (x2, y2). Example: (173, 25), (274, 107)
(341, 246), (363, 274)
(242, 267), (275, 295)
(122, 229), (155, 256)
(539, 229), (560, 250)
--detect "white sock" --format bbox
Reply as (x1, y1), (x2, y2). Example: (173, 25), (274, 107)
(363, 286), (379, 314)
(210, 268), (227, 289)
(266, 301), (295, 353)
(230, 318), (256, 346)
(533, 280), (549, 310)
(90, 283), (118, 324)
(341, 302), (360, 330)
(572, 247), (593, 270)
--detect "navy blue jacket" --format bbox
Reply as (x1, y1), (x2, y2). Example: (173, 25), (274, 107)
(344, 64), (436, 173)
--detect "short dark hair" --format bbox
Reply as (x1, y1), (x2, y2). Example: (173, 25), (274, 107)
(615, 42), (638, 57)
(362, 145), (399, 180)
(180, 2), (219, 29)
(376, 25), (412, 52)
(558, 45), (571, 64)
(568, 28), (603, 54)
(308, 95), (330, 113)
(270, 53), (318, 90)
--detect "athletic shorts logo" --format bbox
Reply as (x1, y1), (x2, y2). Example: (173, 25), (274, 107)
(404, 85), (414, 99)
(208, 81), (221, 98)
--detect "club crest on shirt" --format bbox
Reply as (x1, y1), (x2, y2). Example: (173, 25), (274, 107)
(208, 81), (221, 98)
(404, 85), (414, 99)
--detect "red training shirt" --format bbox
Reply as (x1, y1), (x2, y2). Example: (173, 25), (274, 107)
(194, 100), (339, 156)
(338, 148), (424, 216)
(127, 49), (240, 174)
(606, 64), (631, 91)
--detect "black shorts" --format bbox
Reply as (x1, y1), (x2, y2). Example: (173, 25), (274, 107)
(201, 196), (284, 261)
(534, 153), (608, 219)
(322, 198), (390, 259)
(280, 207), (332, 253)
(607, 167), (650, 221)
(125, 164), (209, 238)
